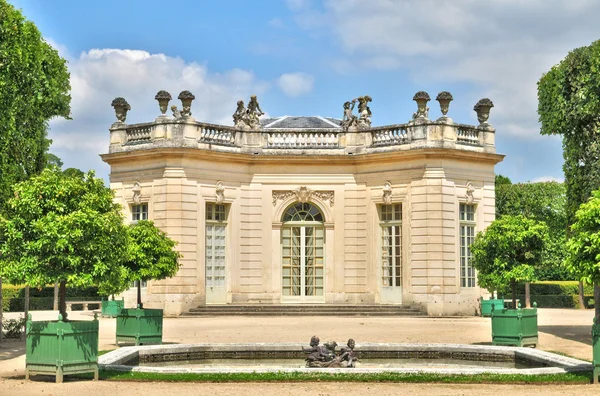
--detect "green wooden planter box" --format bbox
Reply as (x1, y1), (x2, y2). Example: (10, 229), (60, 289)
(101, 298), (124, 318)
(25, 314), (99, 383)
(116, 308), (163, 346)
(592, 319), (600, 384)
(491, 305), (538, 347)
(481, 298), (504, 317)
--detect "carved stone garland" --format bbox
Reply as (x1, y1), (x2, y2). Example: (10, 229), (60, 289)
(215, 181), (225, 204)
(465, 182), (475, 204)
(132, 182), (141, 204)
(382, 182), (393, 205)
(272, 186), (334, 207)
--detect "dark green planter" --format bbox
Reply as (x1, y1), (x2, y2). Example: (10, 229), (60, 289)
(101, 298), (124, 318)
(491, 304), (538, 347)
(593, 319), (600, 384)
(116, 308), (163, 346)
(25, 313), (99, 383)
(481, 298), (504, 317)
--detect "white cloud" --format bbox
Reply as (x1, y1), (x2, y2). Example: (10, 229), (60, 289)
(268, 18), (284, 28)
(46, 46), (269, 179)
(530, 176), (564, 183)
(277, 72), (315, 97)
(286, 0), (600, 140)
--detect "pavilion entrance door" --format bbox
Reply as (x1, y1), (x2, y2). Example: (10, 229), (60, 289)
(281, 203), (325, 303)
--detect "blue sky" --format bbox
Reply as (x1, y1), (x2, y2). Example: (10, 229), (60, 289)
(11, 0), (600, 182)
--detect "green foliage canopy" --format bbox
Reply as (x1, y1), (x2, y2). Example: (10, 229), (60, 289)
(495, 181), (569, 280)
(471, 215), (549, 297)
(0, 168), (128, 290)
(0, 1), (71, 210)
(538, 39), (600, 225)
(99, 220), (180, 296)
(566, 190), (600, 285)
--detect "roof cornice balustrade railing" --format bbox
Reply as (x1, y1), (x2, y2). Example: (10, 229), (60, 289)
(109, 118), (495, 155)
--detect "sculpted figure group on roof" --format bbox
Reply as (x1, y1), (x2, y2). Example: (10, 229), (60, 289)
(233, 95), (265, 130)
(342, 95), (372, 130)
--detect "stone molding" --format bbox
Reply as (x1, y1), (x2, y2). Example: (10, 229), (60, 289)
(272, 186), (334, 207)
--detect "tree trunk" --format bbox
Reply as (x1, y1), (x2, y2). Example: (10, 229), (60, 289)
(24, 286), (29, 336)
(595, 283), (600, 322)
(0, 278), (3, 346)
(525, 282), (531, 308)
(137, 280), (143, 309)
(53, 282), (59, 311)
(512, 280), (517, 310)
(58, 280), (67, 321)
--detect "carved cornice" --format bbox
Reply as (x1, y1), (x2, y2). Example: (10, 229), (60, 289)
(272, 186), (334, 207)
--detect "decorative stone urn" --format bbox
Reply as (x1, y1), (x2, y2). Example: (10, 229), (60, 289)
(412, 91), (430, 119)
(178, 90), (195, 117)
(435, 91), (453, 118)
(473, 98), (494, 126)
(154, 90), (172, 116)
(110, 97), (131, 123)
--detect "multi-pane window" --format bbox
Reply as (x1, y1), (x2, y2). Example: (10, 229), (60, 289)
(380, 204), (402, 288)
(131, 204), (148, 222)
(460, 203), (476, 288)
(205, 203), (227, 288)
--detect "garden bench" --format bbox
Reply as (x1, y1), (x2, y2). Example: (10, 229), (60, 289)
(65, 300), (102, 311)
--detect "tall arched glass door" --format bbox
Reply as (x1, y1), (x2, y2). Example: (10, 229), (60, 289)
(281, 202), (325, 302)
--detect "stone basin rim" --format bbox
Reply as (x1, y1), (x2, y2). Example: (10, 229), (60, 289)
(99, 342), (592, 376)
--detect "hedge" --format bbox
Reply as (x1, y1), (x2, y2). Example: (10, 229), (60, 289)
(1, 284), (101, 312)
(513, 281), (594, 309)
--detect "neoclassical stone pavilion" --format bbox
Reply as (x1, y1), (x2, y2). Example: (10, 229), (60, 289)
(102, 91), (503, 316)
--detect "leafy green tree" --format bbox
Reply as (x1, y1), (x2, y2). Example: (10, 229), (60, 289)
(538, 39), (600, 313)
(99, 220), (180, 308)
(496, 181), (569, 280)
(471, 215), (549, 308)
(566, 189), (600, 320)
(0, 1), (71, 210)
(0, 169), (128, 320)
(495, 174), (512, 188)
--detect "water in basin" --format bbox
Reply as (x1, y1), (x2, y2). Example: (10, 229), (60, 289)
(134, 357), (543, 370)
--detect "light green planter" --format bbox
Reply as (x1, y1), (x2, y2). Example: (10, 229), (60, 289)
(101, 297), (124, 318)
(25, 313), (99, 383)
(481, 298), (504, 317)
(116, 308), (163, 346)
(593, 318), (600, 384)
(491, 304), (538, 347)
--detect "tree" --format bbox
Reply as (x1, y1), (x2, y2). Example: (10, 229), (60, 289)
(496, 181), (569, 280)
(566, 190), (600, 319)
(0, 168), (128, 320)
(538, 39), (600, 316)
(99, 220), (180, 308)
(0, 1), (71, 210)
(495, 174), (512, 188)
(471, 215), (549, 309)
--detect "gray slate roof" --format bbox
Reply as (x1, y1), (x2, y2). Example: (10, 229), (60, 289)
(260, 116), (342, 129)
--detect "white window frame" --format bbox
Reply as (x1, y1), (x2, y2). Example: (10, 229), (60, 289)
(131, 203), (148, 223)
(205, 203), (227, 288)
(459, 203), (476, 288)
(379, 204), (402, 288)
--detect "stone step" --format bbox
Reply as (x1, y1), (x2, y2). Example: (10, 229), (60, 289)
(184, 304), (425, 316)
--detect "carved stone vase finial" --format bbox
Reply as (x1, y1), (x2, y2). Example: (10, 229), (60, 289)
(111, 97), (131, 123)
(155, 90), (172, 116)
(178, 90), (195, 117)
(435, 91), (453, 118)
(412, 91), (430, 119)
(473, 98), (494, 126)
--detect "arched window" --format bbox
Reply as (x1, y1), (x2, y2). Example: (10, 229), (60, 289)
(282, 202), (323, 222)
